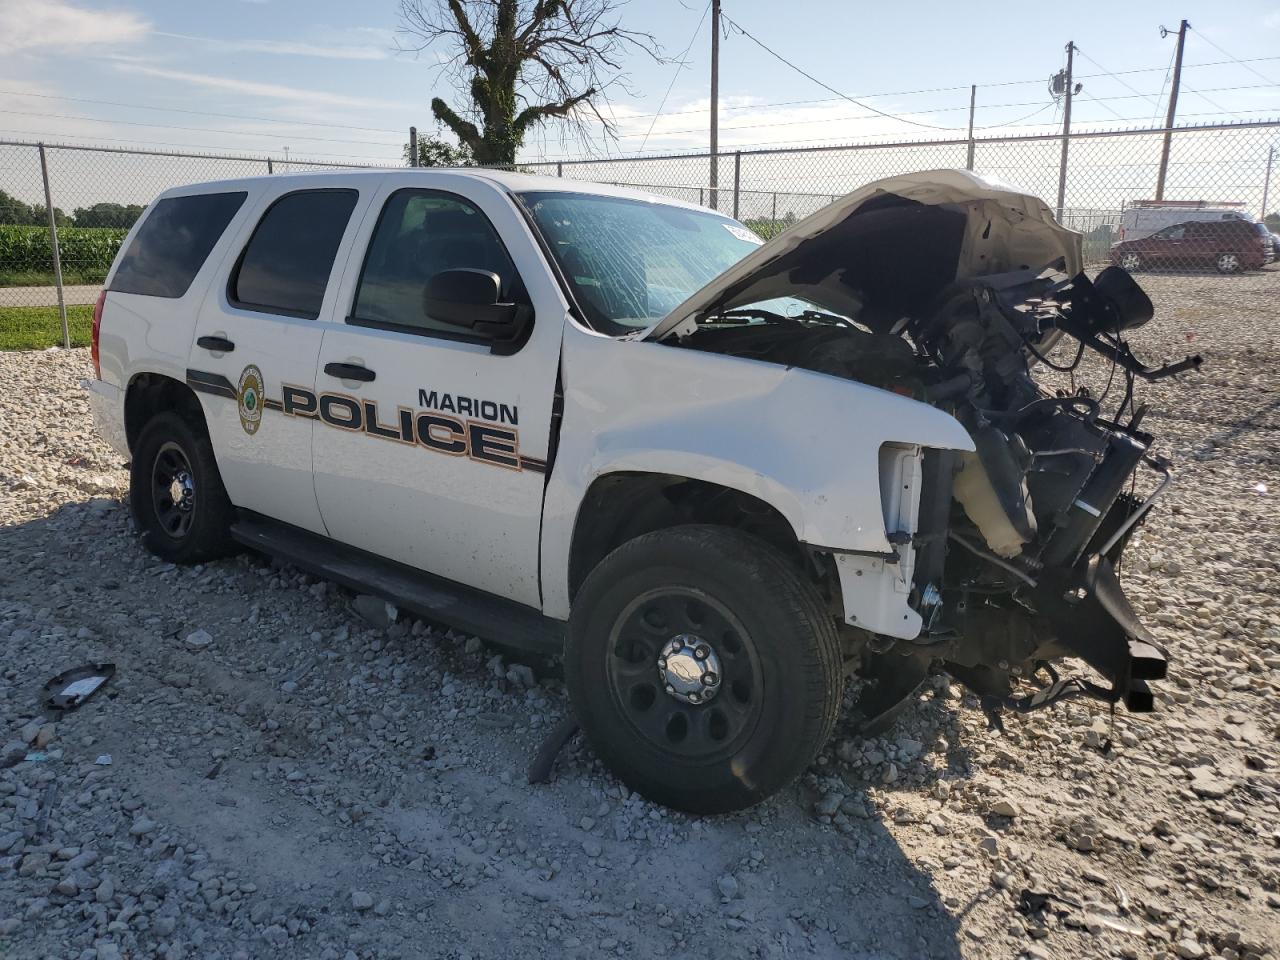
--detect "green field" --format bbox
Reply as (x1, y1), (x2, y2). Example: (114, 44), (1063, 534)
(0, 224), (125, 287)
(0, 304), (93, 350)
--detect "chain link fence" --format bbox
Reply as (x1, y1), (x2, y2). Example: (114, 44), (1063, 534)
(2, 120), (1277, 348)
(0, 142), (374, 347)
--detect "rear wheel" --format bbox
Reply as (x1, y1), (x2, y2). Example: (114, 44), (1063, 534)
(1118, 252), (1142, 272)
(1215, 252), (1242, 274)
(565, 525), (842, 813)
(129, 411), (236, 564)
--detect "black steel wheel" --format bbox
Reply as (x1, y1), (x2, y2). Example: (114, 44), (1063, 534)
(605, 587), (764, 760)
(150, 441), (197, 539)
(566, 525), (842, 814)
(130, 411), (236, 564)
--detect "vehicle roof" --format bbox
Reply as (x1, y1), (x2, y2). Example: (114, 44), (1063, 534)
(1163, 218), (1257, 230)
(154, 166), (721, 215)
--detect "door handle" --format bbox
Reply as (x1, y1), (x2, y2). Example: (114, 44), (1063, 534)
(196, 335), (235, 353)
(324, 362), (376, 382)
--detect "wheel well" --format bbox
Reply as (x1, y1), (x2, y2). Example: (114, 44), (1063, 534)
(567, 472), (838, 605)
(124, 373), (208, 453)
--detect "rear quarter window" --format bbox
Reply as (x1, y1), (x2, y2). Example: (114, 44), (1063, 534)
(110, 191), (247, 298)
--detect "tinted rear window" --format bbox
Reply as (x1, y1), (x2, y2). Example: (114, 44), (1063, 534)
(111, 191), (246, 298)
(230, 189), (358, 319)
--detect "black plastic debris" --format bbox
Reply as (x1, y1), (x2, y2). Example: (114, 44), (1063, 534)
(527, 715), (579, 785)
(42, 663), (116, 712)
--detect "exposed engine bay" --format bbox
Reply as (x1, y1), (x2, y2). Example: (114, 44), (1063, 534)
(662, 185), (1203, 731)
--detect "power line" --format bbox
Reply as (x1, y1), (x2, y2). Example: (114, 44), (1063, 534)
(1181, 83), (1233, 116)
(1187, 25), (1277, 86)
(1151, 43), (1177, 125)
(612, 56), (1280, 123)
(717, 12), (959, 131)
(527, 109), (1280, 161)
(1075, 88), (1131, 123)
(2, 51), (1273, 139)
(1073, 48), (1163, 109)
(639, 0), (711, 151)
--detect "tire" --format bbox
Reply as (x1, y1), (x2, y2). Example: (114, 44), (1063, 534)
(129, 411), (236, 564)
(1215, 252), (1241, 274)
(565, 525), (842, 814)
(1118, 252), (1142, 272)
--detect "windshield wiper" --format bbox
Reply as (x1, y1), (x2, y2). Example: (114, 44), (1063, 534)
(710, 308), (797, 326)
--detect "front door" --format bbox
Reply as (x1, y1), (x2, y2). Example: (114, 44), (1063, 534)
(189, 185), (367, 534)
(310, 176), (564, 608)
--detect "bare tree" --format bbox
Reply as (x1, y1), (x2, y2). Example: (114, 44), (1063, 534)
(398, 0), (661, 165)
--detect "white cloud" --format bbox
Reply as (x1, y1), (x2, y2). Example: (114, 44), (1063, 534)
(1265, 11), (1280, 29)
(0, 0), (149, 54)
(113, 63), (412, 111)
(154, 31), (392, 62)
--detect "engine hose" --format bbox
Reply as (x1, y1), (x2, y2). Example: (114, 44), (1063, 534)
(984, 395), (1099, 426)
(947, 531), (1039, 588)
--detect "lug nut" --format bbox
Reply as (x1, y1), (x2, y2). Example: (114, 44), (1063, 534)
(703, 672), (718, 686)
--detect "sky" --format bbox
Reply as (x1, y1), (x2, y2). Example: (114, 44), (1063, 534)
(1, 0), (1278, 167)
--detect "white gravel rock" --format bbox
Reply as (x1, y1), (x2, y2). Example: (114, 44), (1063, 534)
(1, 272), (1279, 959)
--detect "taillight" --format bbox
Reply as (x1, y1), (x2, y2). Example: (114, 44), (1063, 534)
(91, 289), (106, 379)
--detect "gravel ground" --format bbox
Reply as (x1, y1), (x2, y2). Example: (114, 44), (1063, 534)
(1, 268), (1278, 960)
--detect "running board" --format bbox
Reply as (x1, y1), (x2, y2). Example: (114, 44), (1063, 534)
(230, 513), (565, 656)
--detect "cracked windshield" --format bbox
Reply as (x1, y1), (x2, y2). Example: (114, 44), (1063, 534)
(520, 191), (764, 333)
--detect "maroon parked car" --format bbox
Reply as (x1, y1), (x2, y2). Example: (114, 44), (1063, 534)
(1110, 219), (1273, 274)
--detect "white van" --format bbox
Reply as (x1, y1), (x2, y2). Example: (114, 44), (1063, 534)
(1117, 200), (1250, 242)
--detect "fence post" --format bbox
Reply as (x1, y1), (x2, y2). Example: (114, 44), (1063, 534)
(772, 192), (777, 222)
(267, 158), (273, 175)
(556, 161), (563, 177)
(38, 144), (69, 349)
(966, 84), (977, 171)
(732, 151), (741, 220)
(409, 126), (418, 167)
(1262, 145), (1275, 220)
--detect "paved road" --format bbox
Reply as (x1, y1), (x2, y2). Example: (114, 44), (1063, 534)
(0, 283), (102, 307)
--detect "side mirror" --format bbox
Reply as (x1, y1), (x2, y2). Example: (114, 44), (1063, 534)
(422, 268), (528, 340)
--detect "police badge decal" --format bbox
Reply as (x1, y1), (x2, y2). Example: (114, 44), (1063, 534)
(237, 364), (265, 435)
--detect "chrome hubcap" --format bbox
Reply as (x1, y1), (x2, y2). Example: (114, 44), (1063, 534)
(151, 441), (197, 538)
(168, 472), (194, 511)
(657, 634), (722, 704)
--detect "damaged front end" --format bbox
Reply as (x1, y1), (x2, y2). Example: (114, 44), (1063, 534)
(653, 170), (1200, 731)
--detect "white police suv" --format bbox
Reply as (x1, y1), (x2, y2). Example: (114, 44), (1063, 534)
(87, 168), (1183, 812)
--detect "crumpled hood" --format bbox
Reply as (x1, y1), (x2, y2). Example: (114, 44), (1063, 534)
(644, 169), (1083, 341)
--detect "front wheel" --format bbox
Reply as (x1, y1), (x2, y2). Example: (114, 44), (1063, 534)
(1215, 252), (1242, 274)
(129, 411), (236, 564)
(565, 525), (842, 814)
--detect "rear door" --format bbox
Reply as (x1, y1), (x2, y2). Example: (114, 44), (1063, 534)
(1182, 223), (1216, 269)
(188, 184), (368, 534)
(310, 176), (565, 608)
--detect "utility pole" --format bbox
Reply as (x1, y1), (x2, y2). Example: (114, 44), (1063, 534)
(1155, 19), (1189, 201)
(709, 0), (720, 210)
(1056, 41), (1075, 222)
(1263, 145), (1276, 221)
(965, 84), (977, 171)
(409, 126), (418, 167)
